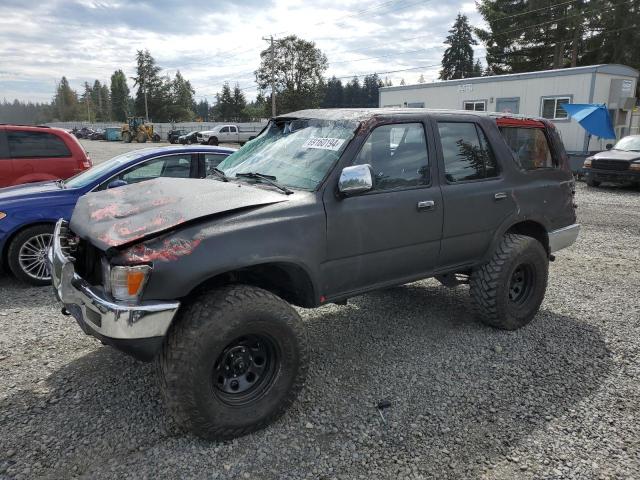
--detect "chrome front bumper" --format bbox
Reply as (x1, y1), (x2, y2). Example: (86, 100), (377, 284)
(49, 219), (180, 342)
(548, 223), (580, 253)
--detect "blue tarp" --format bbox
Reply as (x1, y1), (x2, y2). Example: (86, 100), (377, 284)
(560, 103), (616, 139)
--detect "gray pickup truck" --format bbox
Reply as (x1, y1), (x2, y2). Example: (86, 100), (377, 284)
(50, 108), (579, 440)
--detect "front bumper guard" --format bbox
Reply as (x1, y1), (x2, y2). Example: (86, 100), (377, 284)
(49, 219), (180, 343)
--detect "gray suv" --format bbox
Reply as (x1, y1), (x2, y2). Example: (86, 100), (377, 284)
(50, 108), (579, 440)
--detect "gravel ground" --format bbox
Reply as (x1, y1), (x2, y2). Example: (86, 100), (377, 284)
(0, 179), (639, 479)
(78, 139), (237, 165)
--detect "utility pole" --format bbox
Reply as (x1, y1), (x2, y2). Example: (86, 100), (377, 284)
(143, 82), (149, 122)
(262, 35), (277, 117)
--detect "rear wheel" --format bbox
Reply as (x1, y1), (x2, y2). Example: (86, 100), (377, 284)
(470, 234), (548, 330)
(7, 224), (54, 286)
(156, 284), (308, 440)
(136, 131), (148, 143)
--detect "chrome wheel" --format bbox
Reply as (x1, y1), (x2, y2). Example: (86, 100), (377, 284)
(18, 233), (53, 281)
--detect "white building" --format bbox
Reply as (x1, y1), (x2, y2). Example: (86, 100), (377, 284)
(379, 64), (639, 153)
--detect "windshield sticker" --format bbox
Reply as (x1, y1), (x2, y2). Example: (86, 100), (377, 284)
(302, 137), (345, 151)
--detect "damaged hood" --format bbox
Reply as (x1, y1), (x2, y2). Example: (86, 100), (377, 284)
(70, 178), (288, 251)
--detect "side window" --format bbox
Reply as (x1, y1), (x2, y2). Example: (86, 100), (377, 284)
(119, 155), (193, 184)
(7, 131), (71, 158)
(220, 126), (229, 133)
(463, 101), (486, 112)
(438, 122), (498, 183)
(541, 97), (570, 120)
(230, 126), (238, 133)
(204, 153), (228, 174)
(500, 127), (555, 170)
(353, 122), (429, 191)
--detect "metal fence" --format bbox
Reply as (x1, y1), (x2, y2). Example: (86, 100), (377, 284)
(45, 121), (268, 140)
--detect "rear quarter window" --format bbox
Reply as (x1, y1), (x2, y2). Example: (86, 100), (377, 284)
(8, 130), (71, 158)
(500, 127), (556, 170)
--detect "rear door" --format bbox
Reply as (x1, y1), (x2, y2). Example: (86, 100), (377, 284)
(7, 129), (74, 184)
(322, 116), (443, 297)
(0, 129), (13, 187)
(434, 114), (515, 268)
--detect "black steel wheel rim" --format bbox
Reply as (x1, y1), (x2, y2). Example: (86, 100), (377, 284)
(508, 263), (535, 305)
(212, 334), (279, 406)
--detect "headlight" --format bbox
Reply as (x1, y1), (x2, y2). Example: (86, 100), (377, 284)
(109, 265), (152, 302)
(583, 157), (593, 168)
(631, 161), (640, 172)
(0, 212), (6, 220)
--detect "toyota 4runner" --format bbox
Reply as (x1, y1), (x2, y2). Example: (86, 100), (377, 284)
(50, 109), (579, 440)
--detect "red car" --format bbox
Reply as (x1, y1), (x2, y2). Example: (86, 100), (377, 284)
(0, 125), (92, 188)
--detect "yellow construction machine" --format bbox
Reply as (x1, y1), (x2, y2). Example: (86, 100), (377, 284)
(121, 117), (161, 143)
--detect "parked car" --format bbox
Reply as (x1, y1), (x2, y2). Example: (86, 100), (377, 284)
(72, 127), (96, 139)
(583, 135), (640, 187)
(179, 131), (198, 145)
(196, 124), (260, 145)
(51, 108), (578, 440)
(0, 145), (234, 285)
(167, 129), (188, 144)
(89, 129), (105, 141)
(0, 125), (92, 189)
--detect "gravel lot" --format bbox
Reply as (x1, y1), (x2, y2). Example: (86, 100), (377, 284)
(0, 142), (638, 479)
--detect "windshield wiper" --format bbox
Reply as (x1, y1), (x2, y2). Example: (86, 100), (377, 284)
(235, 172), (293, 195)
(208, 167), (229, 182)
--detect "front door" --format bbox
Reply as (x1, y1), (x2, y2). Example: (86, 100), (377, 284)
(322, 119), (443, 298)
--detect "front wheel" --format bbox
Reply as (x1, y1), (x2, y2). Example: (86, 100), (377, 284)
(208, 137), (219, 146)
(156, 284), (308, 440)
(7, 224), (54, 286)
(470, 234), (548, 330)
(587, 177), (601, 187)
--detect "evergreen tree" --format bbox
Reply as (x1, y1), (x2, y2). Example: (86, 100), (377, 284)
(169, 70), (195, 121)
(132, 49), (169, 121)
(344, 77), (362, 107)
(471, 60), (484, 77)
(213, 83), (235, 121)
(110, 69), (130, 122)
(440, 13), (477, 80)
(417, 74), (426, 83)
(362, 74), (383, 107)
(232, 84), (248, 121)
(322, 76), (344, 107)
(195, 99), (210, 121)
(400, 78), (406, 85)
(52, 76), (79, 121)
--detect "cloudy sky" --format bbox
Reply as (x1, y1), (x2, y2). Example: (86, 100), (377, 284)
(0, 0), (486, 104)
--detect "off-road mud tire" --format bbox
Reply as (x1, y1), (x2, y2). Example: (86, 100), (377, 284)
(156, 284), (308, 440)
(470, 234), (548, 330)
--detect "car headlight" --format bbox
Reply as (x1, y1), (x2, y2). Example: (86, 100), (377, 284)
(631, 161), (640, 172)
(0, 212), (6, 220)
(109, 265), (152, 302)
(583, 157), (593, 168)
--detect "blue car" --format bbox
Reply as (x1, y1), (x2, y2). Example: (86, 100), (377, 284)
(0, 145), (235, 285)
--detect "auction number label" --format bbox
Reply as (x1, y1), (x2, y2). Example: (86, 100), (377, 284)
(302, 137), (345, 151)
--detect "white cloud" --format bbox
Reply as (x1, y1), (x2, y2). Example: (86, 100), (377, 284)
(0, 0), (487, 102)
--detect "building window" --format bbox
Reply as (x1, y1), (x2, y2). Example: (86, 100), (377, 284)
(463, 100), (486, 112)
(541, 97), (570, 120)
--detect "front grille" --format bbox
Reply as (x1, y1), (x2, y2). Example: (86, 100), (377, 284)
(73, 238), (104, 285)
(592, 159), (629, 171)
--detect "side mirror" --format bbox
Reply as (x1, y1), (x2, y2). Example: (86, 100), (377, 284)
(606, 143), (613, 150)
(338, 164), (373, 196)
(107, 179), (128, 189)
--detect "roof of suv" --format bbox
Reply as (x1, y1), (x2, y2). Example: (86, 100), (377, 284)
(278, 108), (547, 124)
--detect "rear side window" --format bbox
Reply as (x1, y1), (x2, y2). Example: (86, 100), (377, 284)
(500, 127), (556, 170)
(437, 122), (498, 182)
(353, 122), (429, 191)
(8, 131), (71, 158)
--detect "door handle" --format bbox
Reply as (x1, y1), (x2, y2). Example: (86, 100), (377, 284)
(494, 192), (508, 201)
(417, 200), (435, 211)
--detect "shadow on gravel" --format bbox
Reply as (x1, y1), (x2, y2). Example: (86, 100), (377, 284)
(0, 281), (613, 479)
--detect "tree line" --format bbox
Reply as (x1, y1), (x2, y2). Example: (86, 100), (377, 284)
(1, 0), (637, 125)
